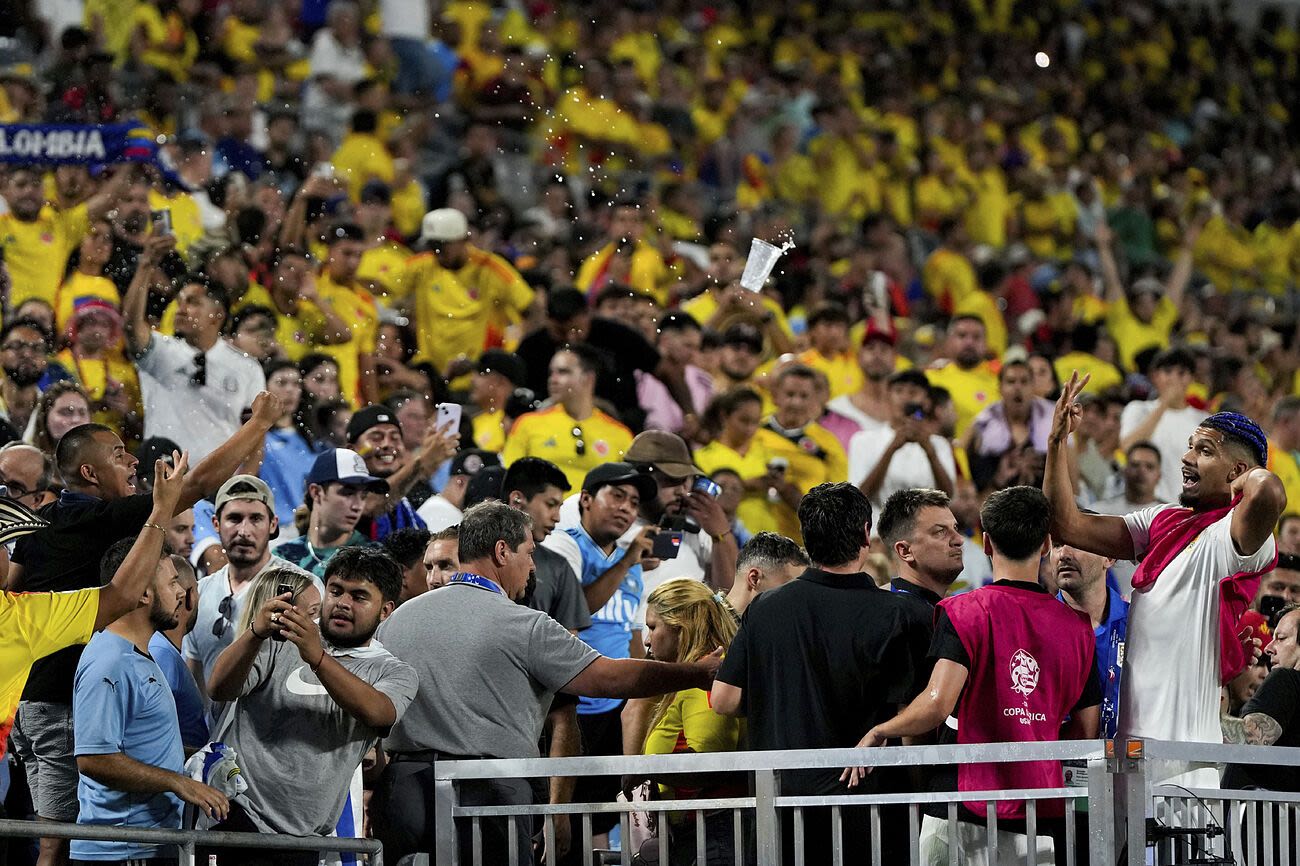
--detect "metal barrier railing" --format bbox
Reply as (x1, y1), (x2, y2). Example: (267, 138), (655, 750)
(0, 817), (383, 865)
(434, 739), (1114, 866)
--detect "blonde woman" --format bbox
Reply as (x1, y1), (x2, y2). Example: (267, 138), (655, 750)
(234, 567), (321, 636)
(637, 578), (743, 865)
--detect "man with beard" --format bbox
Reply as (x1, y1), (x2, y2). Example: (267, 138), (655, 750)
(102, 174), (188, 296)
(184, 475), (316, 702)
(149, 555), (208, 753)
(1046, 371), (1284, 789)
(125, 236), (267, 462)
(71, 538), (230, 864)
(0, 317), (70, 437)
(1053, 538), (1126, 739)
(166, 508), (195, 561)
(925, 315), (1001, 439)
(205, 547), (417, 866)
(827, 321), (897, 436)
(712, 322), (766, 390)
(9, 395), (280, 866)
(0, 165), (130, 309)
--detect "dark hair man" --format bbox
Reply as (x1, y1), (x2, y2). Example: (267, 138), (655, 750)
(725, 532), (810, 615)
(382, 528), (433, 604)
(205, 547), (418, 866)
(846, 486), (1100, 863)
(1046, 372), (1284, 789)
(714, 482), (929, 864)
(878, 487), (966, 605)
(373, 501), (722, 864)
(8, 393), (281, 865)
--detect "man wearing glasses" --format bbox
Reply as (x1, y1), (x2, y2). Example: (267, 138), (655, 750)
(0, 443), (56, 511)
(183, 475), (318, 712)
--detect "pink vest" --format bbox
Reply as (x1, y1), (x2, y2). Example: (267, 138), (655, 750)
(940, 584), (1095, 819)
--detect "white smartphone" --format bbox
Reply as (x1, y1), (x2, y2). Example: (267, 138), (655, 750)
(435, 402), (462, 433)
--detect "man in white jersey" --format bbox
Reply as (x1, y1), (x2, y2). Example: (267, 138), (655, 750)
(1045, 372), (1284, 789)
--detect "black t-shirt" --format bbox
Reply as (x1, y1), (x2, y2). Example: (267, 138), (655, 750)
(515, 318), (661, 428)
(716, 568), (931, 795)
(1224, 667), (1300, 792)
(13, 490), (156, 702)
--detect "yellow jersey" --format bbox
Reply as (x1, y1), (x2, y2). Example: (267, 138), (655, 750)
(55, 272), (121, 332)
(502, 405), (633, 493)
(472, 408), (506, 454)
(926, 361), (1000, 438)
(55, 348), (143, 434)
(0, 203), (89, 308)
(753, 420), (848, 543)
(331, 132), (396, 202)
(1053, 351), (1124, 395)
(1105, 295), (1177, 371)
(797, 348), (863, 400)
(575, 241), (671, 306)
(1269, 444), (1300, 521)
(681, 290), (793, 338)
(1, 588), (99, 755)
(402, 246), (534, 374)
(315, 273), (379, 407)
(357, 240), (412, 304)
(693, 437), (778, 536)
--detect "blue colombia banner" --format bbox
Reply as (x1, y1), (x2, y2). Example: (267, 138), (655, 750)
(0, 123), (158, 165)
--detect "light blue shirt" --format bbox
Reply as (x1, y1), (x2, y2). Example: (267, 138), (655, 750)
(72, 631), (184, 861)
(260, 427), (319, 526)
(148, 632), (209, 750)
(556, 524), (642, 716)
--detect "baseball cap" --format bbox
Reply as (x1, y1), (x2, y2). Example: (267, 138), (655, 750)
(463, 465), (506, 510)
(450, 449), (501, 477)
(477, 349), (526, 387)
(626, 430), (696, 480)
(860, 319), (897, 347)
(722, 322), (764, 354)
(346, 405), (402, 443)
(305, 448), (389, 491)
(582, 462), (657, 503)
(214, 475), (277, 533)
(420, 208), (470, 244)
(360, 180), (393, 205)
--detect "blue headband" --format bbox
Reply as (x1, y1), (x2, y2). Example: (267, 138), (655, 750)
(1199, 412), (1268, 467)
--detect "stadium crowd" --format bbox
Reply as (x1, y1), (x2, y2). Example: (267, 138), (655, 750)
(5, 0), (1300, 862)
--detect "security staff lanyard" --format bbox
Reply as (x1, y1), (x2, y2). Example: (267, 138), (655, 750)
(449, 572), (506, 596)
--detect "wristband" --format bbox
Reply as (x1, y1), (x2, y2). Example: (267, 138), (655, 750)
(712, 529), (733, 544)
(142, 522), (165, 533)
(250, 622), (269, 640)
(310, 652), (326, 672)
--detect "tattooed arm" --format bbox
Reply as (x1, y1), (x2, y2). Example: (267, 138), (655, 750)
(1221, 711), (1284, 746)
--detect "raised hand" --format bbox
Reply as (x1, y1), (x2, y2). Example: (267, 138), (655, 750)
(1049, 370), (1090, 446)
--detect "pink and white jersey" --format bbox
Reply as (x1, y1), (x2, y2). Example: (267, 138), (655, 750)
(1120, 504), (1276, 755)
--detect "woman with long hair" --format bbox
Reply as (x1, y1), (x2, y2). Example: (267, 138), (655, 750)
(28, 380), (93, 460)
(636, 578), (743, 866)
(693, 386), (779, 535)
(234, 567), (321, 636)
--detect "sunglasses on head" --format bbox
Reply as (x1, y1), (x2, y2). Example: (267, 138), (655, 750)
(212, 593), (233, 637)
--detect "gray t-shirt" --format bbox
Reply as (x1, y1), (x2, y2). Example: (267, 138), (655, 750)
(182, 556), (315, 683)
(528, 545), (591, 632)
(380, 581), (600, 758)
(216, 637), (418, 835)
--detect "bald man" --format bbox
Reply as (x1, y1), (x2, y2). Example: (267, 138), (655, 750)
(0, 443), (54, 511)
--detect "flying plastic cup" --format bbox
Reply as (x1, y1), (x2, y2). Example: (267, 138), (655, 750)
(739, 238), (785, 292)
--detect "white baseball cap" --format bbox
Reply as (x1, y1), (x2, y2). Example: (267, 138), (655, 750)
(420, 208), (470, 244)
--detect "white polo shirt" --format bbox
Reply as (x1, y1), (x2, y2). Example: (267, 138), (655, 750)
(136, 334), (266, 462)
(1119, 503), (1275, 785)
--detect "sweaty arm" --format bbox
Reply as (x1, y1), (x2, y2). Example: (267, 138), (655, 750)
(1230, 467), (1287, 557)
(1221, 712), (1283, 746)
(873, 659), (968, 740)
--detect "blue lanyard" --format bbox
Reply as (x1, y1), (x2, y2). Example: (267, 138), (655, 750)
(449, 572), (506, 596)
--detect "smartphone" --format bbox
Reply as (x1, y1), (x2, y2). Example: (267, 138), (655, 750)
(693, 477), (722, 499)
(312, 161), (335, 180)
(272, 582), (295, 641)
(150, 208), (173, 237)
(651, 530), (683, 560)
(435, 402), (462, 434)
(903, 402), (927, 421)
